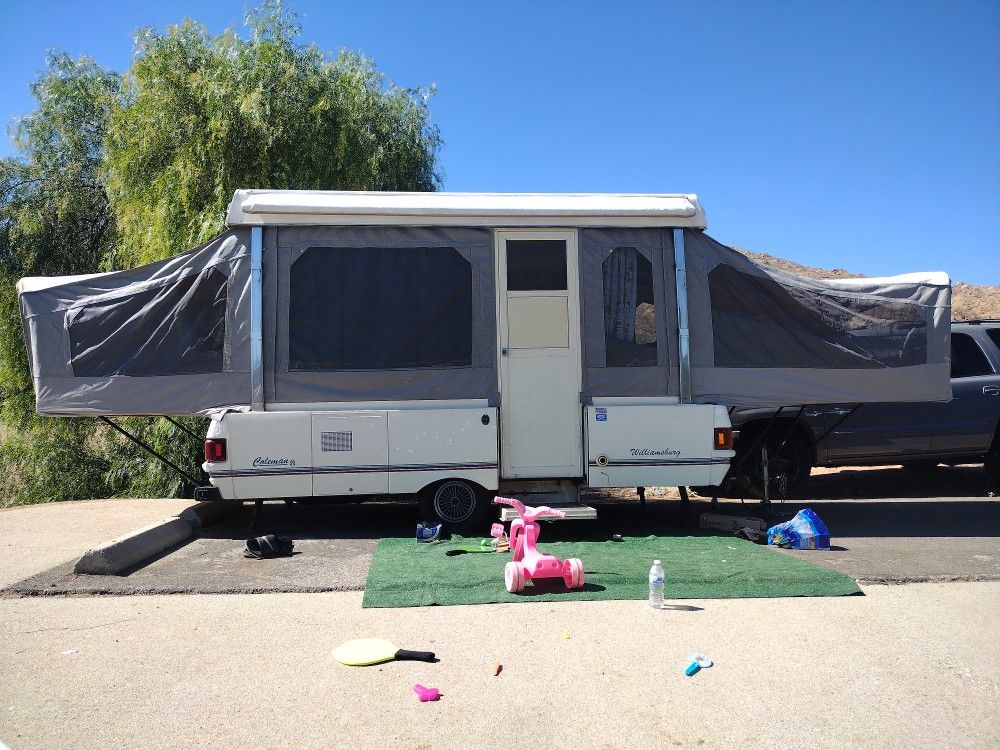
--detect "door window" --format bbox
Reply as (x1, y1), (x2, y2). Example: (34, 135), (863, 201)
(505, 240), (567, 290)
(951, 332), (994, 378)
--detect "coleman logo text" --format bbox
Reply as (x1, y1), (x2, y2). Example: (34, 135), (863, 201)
(253, 456), (297, 467)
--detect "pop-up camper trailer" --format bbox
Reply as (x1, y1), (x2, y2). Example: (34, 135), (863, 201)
(17, 191), (952, 526)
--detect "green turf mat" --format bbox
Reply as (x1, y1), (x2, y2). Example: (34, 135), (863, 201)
(362, 534), (861, 608)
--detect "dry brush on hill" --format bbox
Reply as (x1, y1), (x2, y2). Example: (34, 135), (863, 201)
(737, 249), (999, 322)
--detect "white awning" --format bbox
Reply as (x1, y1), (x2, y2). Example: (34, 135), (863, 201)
(226, 190), (708, 228)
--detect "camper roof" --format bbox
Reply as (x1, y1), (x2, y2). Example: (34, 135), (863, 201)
(225, 190), (707, 228)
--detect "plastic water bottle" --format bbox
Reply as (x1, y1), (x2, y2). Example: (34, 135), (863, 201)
(648, 559), (665, 609)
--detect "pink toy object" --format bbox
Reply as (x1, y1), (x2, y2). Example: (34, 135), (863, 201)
(492, 496), (585, 593)
(413, 684), (440, 702)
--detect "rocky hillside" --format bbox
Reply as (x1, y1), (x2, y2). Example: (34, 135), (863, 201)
(737, 248), (999, 322)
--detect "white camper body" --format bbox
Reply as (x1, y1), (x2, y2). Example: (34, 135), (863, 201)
(203, 192), (733, 523)
(18, 190), (952, 526)
(203, 400), (734, 503)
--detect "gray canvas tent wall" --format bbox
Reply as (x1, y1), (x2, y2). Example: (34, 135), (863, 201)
(18, 230), (252, 416)
(17, 191), (952, 416)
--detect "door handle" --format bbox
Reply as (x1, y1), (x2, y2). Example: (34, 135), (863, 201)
(984, 385), (1000, 396)
(501, 348), (509, 356)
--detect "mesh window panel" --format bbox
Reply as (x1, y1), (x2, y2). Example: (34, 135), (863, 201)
(321, 431), (353, 451)
(69, 268), (228, 377)
(707, 264), (927, 369)
(602, 247), (657, 366)
(289, 246), (473, 370)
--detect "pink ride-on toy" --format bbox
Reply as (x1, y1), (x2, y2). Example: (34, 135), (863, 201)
(492, 496), (585, 593)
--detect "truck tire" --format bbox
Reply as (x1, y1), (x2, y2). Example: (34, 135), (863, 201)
(729, 428), (813, 500)
(986, 437), (1000, 495)
(419, 479), (492, 531)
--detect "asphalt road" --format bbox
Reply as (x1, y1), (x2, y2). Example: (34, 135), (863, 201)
(4, 493), (999, 597)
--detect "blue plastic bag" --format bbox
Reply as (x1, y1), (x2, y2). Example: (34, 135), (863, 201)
(767, 508), (830, 550)
(416, 522), (442, 543)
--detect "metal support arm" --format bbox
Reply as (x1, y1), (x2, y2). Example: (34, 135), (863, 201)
(250, 225), (264, 411)
(99, 416), (201, 487)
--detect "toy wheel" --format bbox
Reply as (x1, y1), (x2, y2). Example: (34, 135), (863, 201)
(504, 561), (525, 593)
(564, 558), (585, 589)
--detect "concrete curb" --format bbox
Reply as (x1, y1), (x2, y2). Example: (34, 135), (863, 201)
(180, 499), (241, 529)
(73, 500), (241, 576)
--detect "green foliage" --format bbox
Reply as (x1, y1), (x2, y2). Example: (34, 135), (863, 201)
(0, 2), (441, 506)
(106, 1), (441, 263)
(0, 53), (122, 506)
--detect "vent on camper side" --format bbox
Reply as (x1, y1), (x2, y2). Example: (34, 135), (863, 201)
(321, 431), (353, 452)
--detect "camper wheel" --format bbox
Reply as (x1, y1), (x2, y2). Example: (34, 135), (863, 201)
(420, 479), (490, 530)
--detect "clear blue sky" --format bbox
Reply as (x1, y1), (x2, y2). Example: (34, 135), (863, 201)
(2, 0), (998, 283)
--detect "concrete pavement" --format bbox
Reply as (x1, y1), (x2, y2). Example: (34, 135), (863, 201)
(0, 498), (196, 589)
(1, 583), (998, 750)
(1, 492), (998, 749)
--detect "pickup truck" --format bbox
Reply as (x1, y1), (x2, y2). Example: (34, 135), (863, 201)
(721, 320), (1000, 496)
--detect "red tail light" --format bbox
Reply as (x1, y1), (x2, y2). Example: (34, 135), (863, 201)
(204, 438), (227, 463)
(713, 428), (733, 451)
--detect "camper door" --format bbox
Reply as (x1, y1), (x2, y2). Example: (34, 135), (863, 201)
(496, 230), (583, 478)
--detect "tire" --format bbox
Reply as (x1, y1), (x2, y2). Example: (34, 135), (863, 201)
(504, 561), (525, 593)
(419, 479), (491, 531)
(986, 439), (1000, 494)
(564, 558), (585, 589)
(728, 427), (813, 499)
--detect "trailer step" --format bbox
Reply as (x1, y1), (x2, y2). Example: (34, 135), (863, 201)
(500, 504), (597, 522)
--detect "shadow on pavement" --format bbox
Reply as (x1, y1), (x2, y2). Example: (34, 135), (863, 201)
(4, 488), (998, 597)
(206, 499), (419, 542)
(739, 498), (1000, 538)
(797, 464), (992, 500)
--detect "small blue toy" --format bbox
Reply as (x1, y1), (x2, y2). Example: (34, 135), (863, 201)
(684, 652), (713, 677)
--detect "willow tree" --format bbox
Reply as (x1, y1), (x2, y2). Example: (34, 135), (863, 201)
(0, 2), (442, 505)
(0, 53), (122, 504)
(106, 2), (441, 264)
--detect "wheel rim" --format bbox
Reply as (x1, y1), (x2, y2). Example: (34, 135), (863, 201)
(432, 480), (477, 524)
